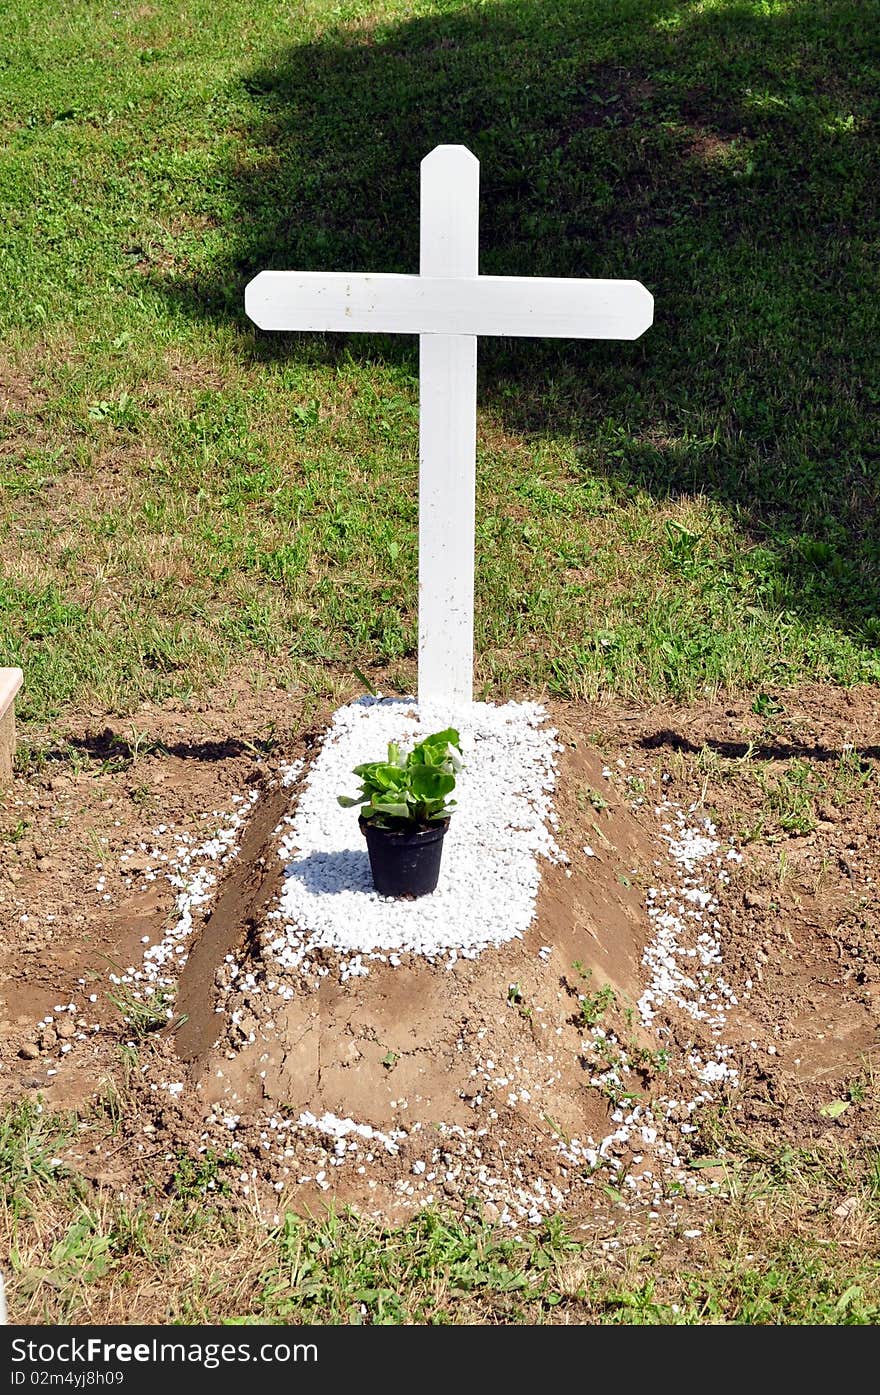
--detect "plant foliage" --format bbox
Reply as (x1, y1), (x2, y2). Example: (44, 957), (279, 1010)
(338, 727), (462, 829)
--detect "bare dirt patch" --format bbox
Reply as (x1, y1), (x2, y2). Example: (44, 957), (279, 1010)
(0, 366), (46, 419)
(1, 682), (878, 1227)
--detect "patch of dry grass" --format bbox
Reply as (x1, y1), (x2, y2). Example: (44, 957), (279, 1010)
(2, 1097), (880, 1325)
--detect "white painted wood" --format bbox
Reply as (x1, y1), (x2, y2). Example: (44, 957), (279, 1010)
(0, 667), (22, 721)
(246, 271), (653, 341)
(244, 144), (654, 706)
(418, 145), (479, 705)
(0, 667), (22, 787)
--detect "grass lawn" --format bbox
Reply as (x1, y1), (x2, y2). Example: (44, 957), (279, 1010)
(2, 0), (879, 1325)
(2, 0), (878, 723)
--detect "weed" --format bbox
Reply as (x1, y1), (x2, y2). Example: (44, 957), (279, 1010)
(631, 1044), (671, 1077)
(507, 982), (532, 1021)
(170, 1148), (238, 1201)
(834, 748), (875, 804)
(0, 1099), (76, 1217)
(742, 760), (823, 840)
(573, 964), (616, 1027)
(777, 849), (792, 889)
(752, 692), (784, 719)
(587, 1032), (642, 1107)
(845, 1062), (877, 1108)
(578, 786), (609, 813)
(107, 983), (173, 1039)
(581, 984), (616, 1029)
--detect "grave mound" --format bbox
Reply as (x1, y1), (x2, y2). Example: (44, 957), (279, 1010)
(144, 698), (742, 1224)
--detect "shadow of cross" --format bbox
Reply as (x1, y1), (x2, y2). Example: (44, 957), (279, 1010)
(245, 145), (653, 705)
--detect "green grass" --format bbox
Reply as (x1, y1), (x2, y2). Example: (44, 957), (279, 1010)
(0, 1098), (78, 1219)
(2, 1098), (880, 1324)
(1, 0), (878, 721)
(687, 723), (879, 843)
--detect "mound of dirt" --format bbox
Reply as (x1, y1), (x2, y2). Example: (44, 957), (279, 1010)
(176, 729), (667, 1223)
(1, 681), (878, 1227)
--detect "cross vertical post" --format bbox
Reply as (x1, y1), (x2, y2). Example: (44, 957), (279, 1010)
(418, 146), (479, 706)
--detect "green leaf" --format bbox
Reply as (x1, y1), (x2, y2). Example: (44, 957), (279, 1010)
(352, 759), (390, 780)
(369, 797), (410, 820)
(352, 665), (378, 697)
(411, 728), (461, 766)
(409, 767), (455, 801)
(370, 764), (406, 791)
(836, 1285), (863, 1313)
(819, 1099), (850, 1119)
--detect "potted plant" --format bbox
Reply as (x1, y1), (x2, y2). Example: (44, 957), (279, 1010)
(338, 727), (462, 897)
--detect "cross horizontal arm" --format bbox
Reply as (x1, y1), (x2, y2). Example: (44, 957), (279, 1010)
(246, 271), (653, 340)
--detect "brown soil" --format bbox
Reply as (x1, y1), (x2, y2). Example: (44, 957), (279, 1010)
(1, 681), (878, 1225)
(175, 782), (290, 1062)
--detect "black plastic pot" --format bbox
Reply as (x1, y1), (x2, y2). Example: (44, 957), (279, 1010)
(359, 816), (450, 898)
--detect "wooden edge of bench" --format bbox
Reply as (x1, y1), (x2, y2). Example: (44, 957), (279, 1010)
(0, 667), (23, 723)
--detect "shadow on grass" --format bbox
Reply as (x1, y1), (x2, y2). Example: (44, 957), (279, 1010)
(160, 0), (879, 646)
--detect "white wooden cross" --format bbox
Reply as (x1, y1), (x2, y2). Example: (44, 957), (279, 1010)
(246, 145), (653, 706)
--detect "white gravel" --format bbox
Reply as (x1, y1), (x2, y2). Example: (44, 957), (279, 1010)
(296, 1110), (404, 1155)
(266, 696), (565, 968)
(638, 802), (741, 1033)
(110, 794), (260, 1007)
(637, 799), (742, 1087)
